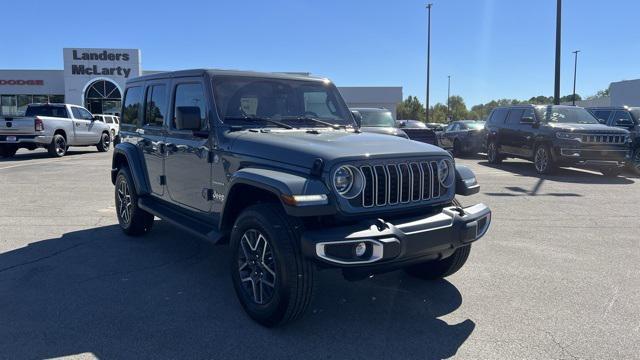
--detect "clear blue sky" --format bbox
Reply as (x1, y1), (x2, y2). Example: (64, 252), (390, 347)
(2, 0), (639, 107)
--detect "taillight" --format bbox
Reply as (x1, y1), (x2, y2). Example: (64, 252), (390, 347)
(35, 117), (44, 131)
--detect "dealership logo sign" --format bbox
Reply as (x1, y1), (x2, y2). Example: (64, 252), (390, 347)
(0, 79), (44, 86)
(70, 49), (133, 78)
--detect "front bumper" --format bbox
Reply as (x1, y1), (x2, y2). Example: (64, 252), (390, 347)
(301, 203), (491, 269)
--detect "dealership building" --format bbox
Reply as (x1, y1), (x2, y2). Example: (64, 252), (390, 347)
(0, 48), (402, 118)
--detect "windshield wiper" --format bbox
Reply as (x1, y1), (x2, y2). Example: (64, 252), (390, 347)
(224, 116), (293, 129)
(280, 116), (346, 129)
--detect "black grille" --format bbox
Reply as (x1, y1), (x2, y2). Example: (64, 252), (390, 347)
(580, 134), (627, 144)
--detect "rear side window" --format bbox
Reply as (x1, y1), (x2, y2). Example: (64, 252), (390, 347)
(173, 83), (207, 130)
(506, 109), (524, 124)
(105, 116), (113, 124)
(144, 85), (168, 127)
(25, 105), (68, 118)
(122, 86), (143, 127)
(591, 110), (612, 124)
(488, 108), (508, 125)
(612, 111), (634, 126)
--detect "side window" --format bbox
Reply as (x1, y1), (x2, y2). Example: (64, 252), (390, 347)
(105, 116), (113, 124)
(173, 83), (207, 131)
(488, 108), (508, 125)
(506, 109), (524, 124)
(522, 108), (535, 121)
(144, 84), (168, 127)
(592, 110), (612, 124)
(121, 86), (143, 127)
(71, 107), (82, 119)
(446, 123), (456, 132)
(612, 111), (633, 126)
(76, 107), (94, 120)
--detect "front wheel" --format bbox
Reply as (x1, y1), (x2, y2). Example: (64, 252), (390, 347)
(533, 144), (556, 175)
(601, 168), (622, 177)
(230, 203), (316, 327)
(486, 140), (502, 164)
(96, 132), (111, 152)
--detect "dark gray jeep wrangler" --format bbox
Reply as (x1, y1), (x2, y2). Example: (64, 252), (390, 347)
(111, 69), (491, 326)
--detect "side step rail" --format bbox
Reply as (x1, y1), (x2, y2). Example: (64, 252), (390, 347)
(138, 197), (224, 243)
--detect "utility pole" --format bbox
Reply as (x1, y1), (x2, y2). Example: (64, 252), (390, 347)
(572, 50), (580, 106)
(447, 75), (451, 121)
(554, 0), (562, 105)
(425, 3), (433, 122)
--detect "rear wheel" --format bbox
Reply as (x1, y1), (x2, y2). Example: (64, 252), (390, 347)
(533, 144), (556, 175)
(230, 203), (316, 327)
(631, 147), (640, 175)
(115, 167), (154, 236)
(0, 145), (18, 158)
(96, 132), (111, 152)
(486, 140), (502, 164)
(47, 134), (67, 157)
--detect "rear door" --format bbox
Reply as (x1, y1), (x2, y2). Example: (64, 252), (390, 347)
(486, 108), (508, 149)
(141, 82), (169, 197)
(501, 108), (524, 155)
(515, 108), (536, 157)
(164, 79), (213, 214)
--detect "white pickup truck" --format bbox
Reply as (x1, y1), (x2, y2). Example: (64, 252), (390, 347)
(0, 103), (112, 158)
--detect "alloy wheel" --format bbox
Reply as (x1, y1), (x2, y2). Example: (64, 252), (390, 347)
(488, 143), (496, 162)
(535, 147), (548, 173)
(633, 149), (640, 174)
(237, 229), (277, 305)
(117, 179), (132, 225)
(55, 137), (66, 156)
(103, 134), (111, 148)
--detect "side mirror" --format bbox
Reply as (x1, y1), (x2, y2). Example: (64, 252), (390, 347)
(398, 121), (406, 128)
(175, 106), (202, 131)
(351, 110), (362, 127)
(91, 115), (98, 121)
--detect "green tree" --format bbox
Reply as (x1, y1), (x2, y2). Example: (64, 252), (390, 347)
(396, 96), (426, 121)
(447, 95), (469, 121)
(430, 103), (449, 123)
(559, 94), (582, 103)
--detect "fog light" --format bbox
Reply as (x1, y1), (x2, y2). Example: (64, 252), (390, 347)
(354, 242), (367, 257)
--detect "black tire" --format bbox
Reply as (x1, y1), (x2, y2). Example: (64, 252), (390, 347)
(0, 145), (18, 158)
(115, 167), (154, 236)
(96, 132), (111, 152)
(230, 203), (316, 327)
(486, 140), (502, 164)
(47, 134), (67, 157)
(601, 168), (622, 177)
(533, 144), (556, 175)
(630, 147), (640, 175)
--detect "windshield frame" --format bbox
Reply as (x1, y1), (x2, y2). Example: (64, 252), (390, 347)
(210, 75), (355, 129)
(534, 106), (600, 125)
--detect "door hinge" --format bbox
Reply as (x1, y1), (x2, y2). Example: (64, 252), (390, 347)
(207, 151), (215, 163)
(206, 188), (214, 201)
(159, 175), (166, 185)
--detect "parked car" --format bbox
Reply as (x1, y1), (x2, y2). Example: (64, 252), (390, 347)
(94, 114), (120, 139)
(586, 106), (640, 174)
(111, 69), (491, 326)
(439, 120), (486, 156)
(0, 103), (112, 158)
(426, 122), (446, 132)
(350, 107), (408, 139)
(396, 119), (439, 145)
(485, 105), (630, 176)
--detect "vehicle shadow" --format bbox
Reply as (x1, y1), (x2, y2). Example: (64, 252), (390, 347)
(478, 160), (635, 185)
(0, 222), (474, 360)
(0, 148), (99, 162)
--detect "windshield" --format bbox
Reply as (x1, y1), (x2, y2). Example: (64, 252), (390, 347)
(534, 106), (599, 124)
(358, 110), (395, 127)
(212, 76), (352, 128)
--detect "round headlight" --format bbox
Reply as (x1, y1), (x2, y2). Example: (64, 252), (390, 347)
(437, 159), (455, 187)
(333, 165), (364, 199)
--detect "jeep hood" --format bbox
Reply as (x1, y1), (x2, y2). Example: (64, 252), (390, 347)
(549, 123), (629, 133)
(227, 129), (448, 169)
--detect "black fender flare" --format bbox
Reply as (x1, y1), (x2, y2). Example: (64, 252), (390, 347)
(455, 164), (480, 196)
(220, 168), (333, 226)
(111, 143), (151, 195)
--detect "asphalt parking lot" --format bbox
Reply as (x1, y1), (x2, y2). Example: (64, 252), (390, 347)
(0, 148), (638, 360)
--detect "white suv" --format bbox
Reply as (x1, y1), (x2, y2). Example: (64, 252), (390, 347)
(94, 114), (120, 139)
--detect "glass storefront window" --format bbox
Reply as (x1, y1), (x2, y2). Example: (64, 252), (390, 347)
(0, 95), (65, 115)
(1, 95), (18, 116)
(32, 95), (48, 104)
(17, 95), (33, 115)
(49, 95), (64, 103)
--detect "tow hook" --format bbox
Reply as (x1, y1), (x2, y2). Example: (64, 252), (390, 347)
(374, 218), (388, 231)
(451, 207), (465, 216)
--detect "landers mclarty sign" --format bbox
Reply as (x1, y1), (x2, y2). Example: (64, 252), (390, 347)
(70, 50), (133, 78)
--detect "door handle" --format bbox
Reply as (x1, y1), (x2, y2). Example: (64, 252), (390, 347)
(136, 128), (145, 135)
(165, 143), (187, 153)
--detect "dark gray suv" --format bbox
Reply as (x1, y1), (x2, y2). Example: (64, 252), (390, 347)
(111, 69), (491, 326)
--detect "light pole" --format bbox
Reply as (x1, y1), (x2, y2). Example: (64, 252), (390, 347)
(447, 75), (451, 121)
(554, 0), (562, 105)
(572, 50), (580, 106)
(425, 3), (433, 123)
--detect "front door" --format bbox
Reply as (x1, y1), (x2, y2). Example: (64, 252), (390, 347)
(70, 106), (97, 144)
(164, 80), (213, 214)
